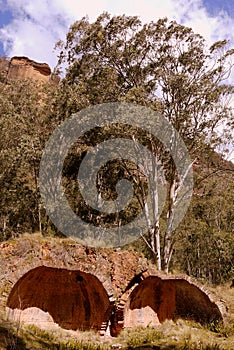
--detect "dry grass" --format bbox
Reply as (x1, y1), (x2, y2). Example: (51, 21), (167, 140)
(119, 318), (234, 349)
(1, 321), (112, 349)
(2, 314), (233, 349)
(209, 283), (234, 321)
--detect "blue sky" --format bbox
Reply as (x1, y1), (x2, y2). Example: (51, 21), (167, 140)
(204, 0), (234, 16)
(0, 0), (234, 68)
(0, 6), (12, 55)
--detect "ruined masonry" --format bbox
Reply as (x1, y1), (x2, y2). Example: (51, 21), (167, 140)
(6, 266), (225, 336)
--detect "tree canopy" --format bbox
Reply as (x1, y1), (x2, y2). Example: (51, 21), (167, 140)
(54, 13), (233, 271)
(0, 13), (233, 279)
(56, 13), (233, 144)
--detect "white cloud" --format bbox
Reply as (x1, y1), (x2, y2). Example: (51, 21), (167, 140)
(1, 19), (57, 64)
(108, 0), (176, 20)
(0, 0), (73, 67)
(0, 0), (234, 70)
(0, 0), (233, 159)
(54, 0), (109, 21)
(0, 0), (113, 67)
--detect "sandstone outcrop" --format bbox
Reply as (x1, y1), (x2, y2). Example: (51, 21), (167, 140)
(7, 56), (51, 82)
(0, 56), (54, 83)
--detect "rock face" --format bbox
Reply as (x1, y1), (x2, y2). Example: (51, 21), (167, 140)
(8, 57), (51, 82)
(0, 56), (52, 82)
(6, 266), (110, 332)
(0, 237), (150, 303)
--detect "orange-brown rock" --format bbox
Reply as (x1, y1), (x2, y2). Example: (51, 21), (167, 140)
(7, 56), (51, 82)
(0, 56), (61, 84)
(0, 236), (149, 304)
(6, 266), (110, 331)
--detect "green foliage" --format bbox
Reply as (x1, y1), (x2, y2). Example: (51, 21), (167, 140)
(0, 13), (233, 278)
(56, 13), (233, 147)
(172, 166), (234, 283)
(178, 344), (223, 350)
(19, 324), (111, 349)
(54, 13), (233, 272)
(0, 79), (59, 239)
(57, 340), (110, 350)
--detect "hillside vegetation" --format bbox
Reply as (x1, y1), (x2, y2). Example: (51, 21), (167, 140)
(0, 12), (233, 350)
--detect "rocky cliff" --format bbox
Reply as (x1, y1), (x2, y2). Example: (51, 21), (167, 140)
(0, 56), (54, 83)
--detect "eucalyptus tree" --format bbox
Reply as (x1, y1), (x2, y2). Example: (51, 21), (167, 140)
(55, 13), (233, 271)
